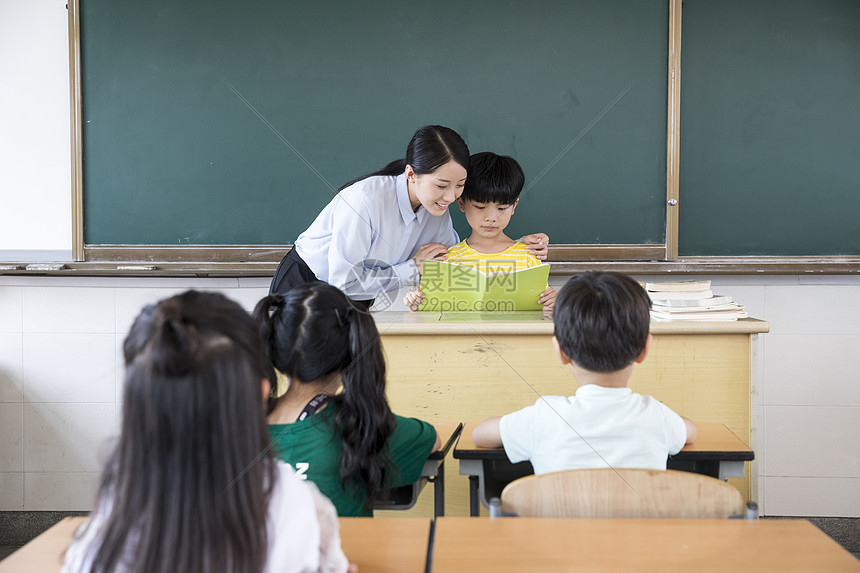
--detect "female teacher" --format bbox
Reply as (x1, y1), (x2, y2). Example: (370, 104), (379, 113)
(270, 125), (548, 308)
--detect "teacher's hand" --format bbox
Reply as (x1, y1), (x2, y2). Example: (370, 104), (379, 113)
(521, 233), (549, 260)
(403, 287), (425, 312)
(413, 243), (448, 274)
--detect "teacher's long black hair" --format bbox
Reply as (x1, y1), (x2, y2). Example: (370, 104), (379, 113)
(255, 282), (396, 508)
(80, 291), (277, 573)
(338, 124), (470, 190)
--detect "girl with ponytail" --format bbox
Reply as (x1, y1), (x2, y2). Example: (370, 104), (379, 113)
(255, 282), (441, 516)
(269, 124), (549, 307)
(62, 291), (350, 573)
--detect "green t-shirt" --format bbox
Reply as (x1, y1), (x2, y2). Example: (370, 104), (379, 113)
(268, 401), (437, 517)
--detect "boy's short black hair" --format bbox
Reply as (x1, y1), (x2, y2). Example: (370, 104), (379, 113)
(461, 152), (525, 205)
(553, 271), (651, 373)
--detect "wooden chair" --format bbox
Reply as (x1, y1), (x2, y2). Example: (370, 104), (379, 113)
(500, 468), (746, 519)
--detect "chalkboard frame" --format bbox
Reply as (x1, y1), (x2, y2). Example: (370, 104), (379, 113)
(67, 0), (678, 265)
(61, 0), (860, 274)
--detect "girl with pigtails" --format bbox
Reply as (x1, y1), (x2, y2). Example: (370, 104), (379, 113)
(255, 282), (440, 516)
(62, 290), (351, 573)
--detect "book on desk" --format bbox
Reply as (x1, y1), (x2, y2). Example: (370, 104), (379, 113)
(646, 280), (748, 321)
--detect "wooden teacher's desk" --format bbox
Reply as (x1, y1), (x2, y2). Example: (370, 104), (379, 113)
(432, 517), (860, 572)
(375, 312), (769, 515)
(454, 422), (754, 516)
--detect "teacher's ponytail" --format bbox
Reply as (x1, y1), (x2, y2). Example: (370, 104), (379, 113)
(339, 125), (470, 190)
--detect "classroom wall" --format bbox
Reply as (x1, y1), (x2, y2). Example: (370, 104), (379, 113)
(1, 275), (859, 517)
(1, 2), (858, 518)
(0, 0), (72, 260)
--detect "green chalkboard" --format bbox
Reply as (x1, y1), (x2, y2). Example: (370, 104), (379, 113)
(679, 0), (860, 256)
(80, 0), (668, 246)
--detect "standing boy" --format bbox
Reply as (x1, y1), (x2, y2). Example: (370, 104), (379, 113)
(473, 271), (696, 473)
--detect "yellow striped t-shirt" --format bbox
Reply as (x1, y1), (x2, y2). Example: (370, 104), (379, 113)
(445, 240), (541, 274)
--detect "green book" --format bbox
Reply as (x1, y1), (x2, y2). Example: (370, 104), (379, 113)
(418, 260), (550, 312)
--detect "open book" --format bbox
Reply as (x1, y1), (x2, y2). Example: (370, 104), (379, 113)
(418, 260), (550, 312)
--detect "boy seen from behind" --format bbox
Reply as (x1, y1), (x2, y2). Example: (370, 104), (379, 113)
(473, 271), (696, 473)
(404, 152), (556, 311)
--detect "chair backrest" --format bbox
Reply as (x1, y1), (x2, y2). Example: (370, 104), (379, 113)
(500, 468), (745, 518)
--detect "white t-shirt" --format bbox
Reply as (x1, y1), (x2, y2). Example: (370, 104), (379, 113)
(295, 173), (459, 299)
(61, 461), (347, 573)
(499, 384), (687, 475)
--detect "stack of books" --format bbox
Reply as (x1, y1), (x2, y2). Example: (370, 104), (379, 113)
(644, 280), (748, 321)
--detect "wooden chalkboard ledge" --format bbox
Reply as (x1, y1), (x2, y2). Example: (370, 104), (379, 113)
(83, 244), (667, 263)
(2, 256), (860, 277)
(550, 257), (860, 275)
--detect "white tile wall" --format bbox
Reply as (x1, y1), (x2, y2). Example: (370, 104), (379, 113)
(23, 287), (115, 334)
(0, 275), (859, 515)
(758, 401), (769, 478)
(0, 403), (23, 471)
(0, 333), (24, 402)
(237, 277), (271, 289)
(115, 287), (189, 334)
(23, 334), (116, 403)
(224, 287), (269, 313)
(115, 342), (124, 404)
(0, 472), (24, 510)
(0, 286), (23, 333)
(115, 402), (124, 435)
(114, 286), (268, 334)
(765, 406), (860, 478)
(758, 279), (860, 516)
(765, 285), (860, 335)
(0, 305), (25, 508)
(24, 472), (101, 511)
(23, 402), (117, 473)
(764, 477), (860, 517)
(797, 275), (860, 286)
(766, 335), (860, 406)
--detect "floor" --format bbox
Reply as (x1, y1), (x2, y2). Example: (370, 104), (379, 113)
(1, 546), (21, 561)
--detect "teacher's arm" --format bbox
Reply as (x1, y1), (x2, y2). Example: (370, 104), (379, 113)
(327, 197), (416, 298)
(520, 233), (549, 260)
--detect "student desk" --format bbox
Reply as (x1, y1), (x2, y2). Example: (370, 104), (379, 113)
(0, 516), (432, 573)
(374, 421), (463, 517)
(339, 517), (430, 573)
(374, 312), (769, 514)
(431, 517), (860, 572)
(454, 422), (755, 516)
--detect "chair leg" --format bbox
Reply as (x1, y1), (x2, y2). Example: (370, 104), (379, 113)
(434, 461), (445, 518)
(745, 501), (759, 519)
(469, 476), (480, 517)
(489, 497), (502, 519)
